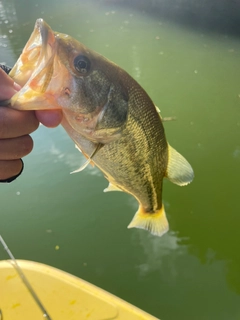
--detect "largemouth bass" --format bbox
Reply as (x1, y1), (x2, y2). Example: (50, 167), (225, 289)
(8, 19), (194, 236)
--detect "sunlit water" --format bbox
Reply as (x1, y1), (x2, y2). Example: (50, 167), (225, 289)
(0, 0), (240, 319)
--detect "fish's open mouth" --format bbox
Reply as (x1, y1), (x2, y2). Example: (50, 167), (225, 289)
(9, 19), (58, 109)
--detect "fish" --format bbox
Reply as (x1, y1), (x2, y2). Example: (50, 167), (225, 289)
(8, 19), (194, 237)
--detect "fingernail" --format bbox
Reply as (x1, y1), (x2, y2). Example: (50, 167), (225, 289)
(13, 82), (21, 91)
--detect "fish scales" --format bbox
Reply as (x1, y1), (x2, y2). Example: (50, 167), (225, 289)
(85, 75), (167, 210)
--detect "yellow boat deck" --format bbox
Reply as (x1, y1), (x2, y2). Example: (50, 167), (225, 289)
(0, 260), (159, 320)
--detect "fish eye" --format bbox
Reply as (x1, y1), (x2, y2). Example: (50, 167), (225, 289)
(74, 55), (91, 74)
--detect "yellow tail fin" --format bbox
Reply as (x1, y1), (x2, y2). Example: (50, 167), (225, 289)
(127, 205), (169, 237)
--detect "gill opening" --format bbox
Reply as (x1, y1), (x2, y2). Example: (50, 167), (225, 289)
(0, 234), (52, 320)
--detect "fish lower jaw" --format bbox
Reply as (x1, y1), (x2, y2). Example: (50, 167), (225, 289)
(10, 91), (60, 110)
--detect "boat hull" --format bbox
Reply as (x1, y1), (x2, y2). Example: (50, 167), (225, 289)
(0, 260), (159, 320)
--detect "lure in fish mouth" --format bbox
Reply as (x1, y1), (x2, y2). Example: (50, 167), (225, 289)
(8, 19), (194, 237)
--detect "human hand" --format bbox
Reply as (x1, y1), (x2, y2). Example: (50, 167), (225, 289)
(0, 67), (62, 182)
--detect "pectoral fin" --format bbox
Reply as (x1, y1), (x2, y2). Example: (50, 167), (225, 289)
(166, 144), (194, 186)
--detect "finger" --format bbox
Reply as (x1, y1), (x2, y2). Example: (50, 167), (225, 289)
(0, 135), (33, 160)
(35, 109), (63, 128)
(0, 107), (39, 139)
(0, 68), (21, 100)
(0, 159), (23, 181)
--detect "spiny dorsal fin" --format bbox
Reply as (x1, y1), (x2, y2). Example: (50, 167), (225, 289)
(166, 144), (194, 186)
(155, 105), (161, 114)
(155, 105), (176, 122)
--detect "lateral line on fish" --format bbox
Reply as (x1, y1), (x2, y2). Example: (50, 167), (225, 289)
(70, 142), (103, 174)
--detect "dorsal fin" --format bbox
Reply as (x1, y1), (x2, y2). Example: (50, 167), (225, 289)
(166, 144), (194, 186)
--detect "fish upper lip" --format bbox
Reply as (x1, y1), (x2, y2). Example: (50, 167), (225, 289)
(36, 18), (56, 51)
(38, 19), (50, 50)
(9, 19), (58, 107)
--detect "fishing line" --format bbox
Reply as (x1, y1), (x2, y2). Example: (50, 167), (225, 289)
(0, 234), (52, 320)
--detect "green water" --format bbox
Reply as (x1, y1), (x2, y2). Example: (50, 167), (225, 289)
(0, 1), (240, 319)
